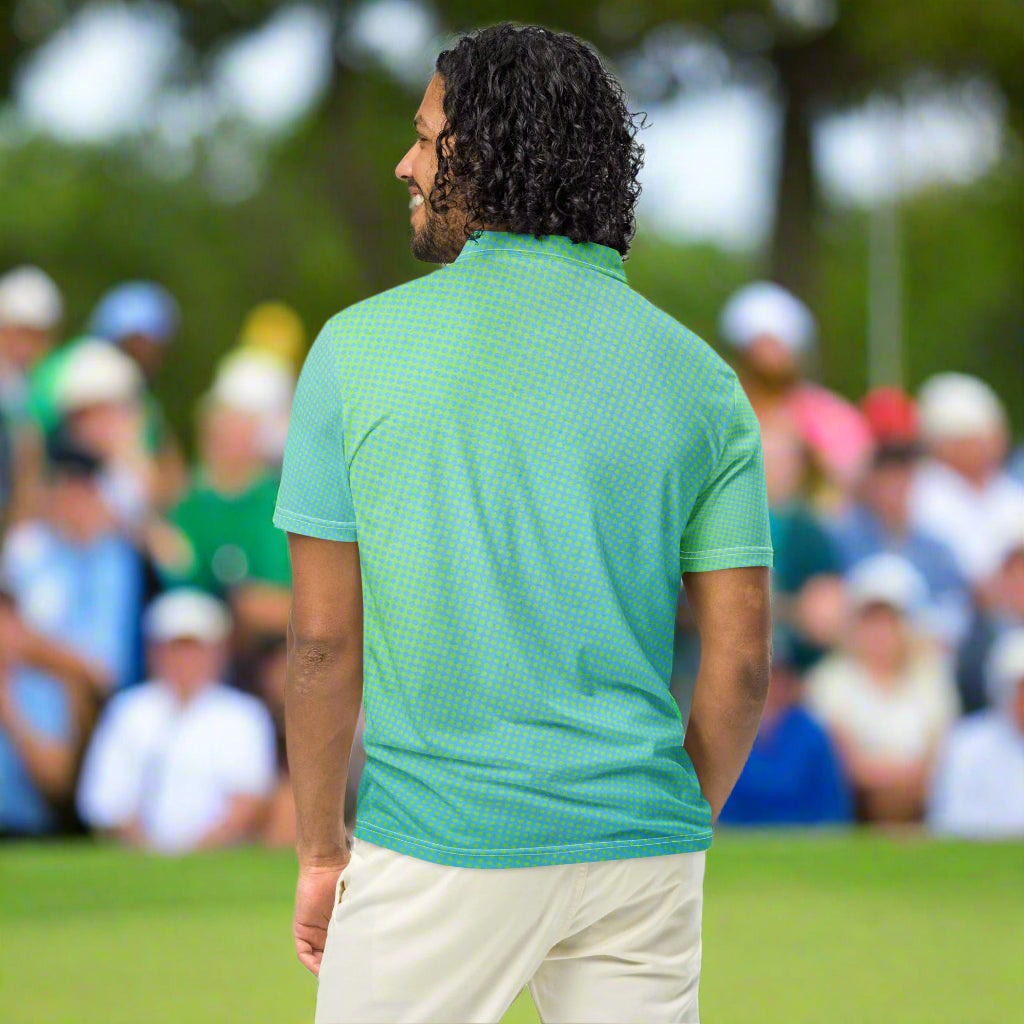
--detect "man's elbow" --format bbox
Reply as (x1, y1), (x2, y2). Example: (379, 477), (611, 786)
(703, 641), (771, 704)
(735, 655), (771, 704)
(288, 622), (361, 664)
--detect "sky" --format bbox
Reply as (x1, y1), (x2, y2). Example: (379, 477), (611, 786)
(10, 1), (1007, 250)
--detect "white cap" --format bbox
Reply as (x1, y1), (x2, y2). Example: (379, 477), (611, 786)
(54, 338), (144, 413)
(847, 553), (928, 615)
(986, 629), (1024, 710)
(144, 588), (231, 644)
(0, 265), (63, 330)
(719, 281), (816, 355)
(917, 373), (1005, 442)
(209, 349), (294, 417)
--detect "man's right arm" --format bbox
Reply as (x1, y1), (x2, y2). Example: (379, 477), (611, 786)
(677, 374), (774, 822)
(682, 566), (771, 822)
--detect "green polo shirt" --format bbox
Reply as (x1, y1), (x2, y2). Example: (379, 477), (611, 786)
(169, 472), (291, 594)
(275, 231), (772, 868)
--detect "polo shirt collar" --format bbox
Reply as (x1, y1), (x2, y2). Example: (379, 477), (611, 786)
(454, 230), (627, 284)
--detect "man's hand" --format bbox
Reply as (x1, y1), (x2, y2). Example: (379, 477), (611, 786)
(294, 858), (350, 977)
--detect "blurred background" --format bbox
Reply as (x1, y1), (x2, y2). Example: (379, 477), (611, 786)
(1, 2), (1022, 1023)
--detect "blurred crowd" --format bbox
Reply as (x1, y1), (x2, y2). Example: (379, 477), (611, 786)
(1, 265), (1022, 852)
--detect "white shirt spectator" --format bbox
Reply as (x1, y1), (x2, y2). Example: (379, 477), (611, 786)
(804, 646), (960, 762)
(927, 712), (1024, 838)
(929, 628), (1024, 837)
(909, 459), (1024, 584)
(77, 680), (276, 852)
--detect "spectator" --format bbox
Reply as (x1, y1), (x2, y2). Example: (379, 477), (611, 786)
(76, 589), (277, 853)
(805, 554), (960, 823)
(832, 442), (969, 647)
(928, 629), (1024, 838)
(89, 281), (179, 383)
(210, 346), (295, 470)
(859, 387), (918, 447)
(719, 281), (872, 500)
(957, 521), (1024, 713)
(0, 265), (63, 524)
(763, 428), (845, 669)
(2, 433), (144, 692)
(0, 580), (105, 836)
(719, 632), (853, 827)
(909, 373), (1024, 585)
(52, 339), (160, 537)
(159, 354), (292, 647)
(235, 300), (305, 372)
(87, 281), (187, 508)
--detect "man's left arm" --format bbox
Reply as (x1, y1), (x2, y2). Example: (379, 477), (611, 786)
(286, 533), (363, 976)
(270, 316), (363, 976)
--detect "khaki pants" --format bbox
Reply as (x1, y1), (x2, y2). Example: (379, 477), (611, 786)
(315, 837), (705, 1024)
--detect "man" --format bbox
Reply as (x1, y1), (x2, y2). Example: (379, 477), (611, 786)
(88, 280), (180, 384)
(804, 554), (960, 823)
(161, 352), (293, 648)
(277, 25), (772, 1024)
(76, 588), (277, 853)
(928, 628), (1024, 837)
(832, 441), (969, 647)
(957, 521), (1024, 713)
(52, 338), (159, 536)
(909, 372), (1024, 586)
(718, 280), (872, 499)
(2, 433), (144, 693)
(0, 265), (63, 524)
(87, 280), (188, 508)
(0, 579), (105, 836)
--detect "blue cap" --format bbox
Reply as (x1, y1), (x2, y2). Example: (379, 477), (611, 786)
(89, 281), (180, 344)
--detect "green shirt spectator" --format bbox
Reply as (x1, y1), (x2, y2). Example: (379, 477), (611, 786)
(166, 472), (290, 593)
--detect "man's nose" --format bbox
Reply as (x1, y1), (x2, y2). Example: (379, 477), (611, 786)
(395, 144), (416, 182)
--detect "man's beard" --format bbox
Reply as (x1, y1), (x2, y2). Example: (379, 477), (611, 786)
(410, 202), (465, 264)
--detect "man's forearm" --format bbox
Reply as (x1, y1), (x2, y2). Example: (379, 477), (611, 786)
(285, 633), (363, 865)
(683, 655), (769, 823)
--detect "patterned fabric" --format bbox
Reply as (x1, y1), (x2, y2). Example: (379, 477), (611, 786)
(275, 231), (772, 868)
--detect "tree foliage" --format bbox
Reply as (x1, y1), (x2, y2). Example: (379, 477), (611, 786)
(0, 0), (1021, 441)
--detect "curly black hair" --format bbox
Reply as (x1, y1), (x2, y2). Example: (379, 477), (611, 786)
(432, 23), (646, 257)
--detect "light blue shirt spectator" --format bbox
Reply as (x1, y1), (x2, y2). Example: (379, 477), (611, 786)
(831, 442), (971, 646)
(2, 521), (143, 691)
(0, 667), (71, 834)
(833, 504), (969, 645)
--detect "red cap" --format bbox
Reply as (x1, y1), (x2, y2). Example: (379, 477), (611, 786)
(861, 387), (918, 444)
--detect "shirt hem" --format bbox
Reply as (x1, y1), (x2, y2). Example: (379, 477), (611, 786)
(680, 546), (774, 572)
(273, 507), (358, 542)
(352, 822), (714, 868)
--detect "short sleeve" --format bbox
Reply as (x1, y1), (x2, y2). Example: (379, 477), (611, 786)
(273, 319), (357, 541)
(680, 376), (773, 572)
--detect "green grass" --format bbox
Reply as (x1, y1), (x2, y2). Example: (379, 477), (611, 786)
(1, 833), (1020, 1023)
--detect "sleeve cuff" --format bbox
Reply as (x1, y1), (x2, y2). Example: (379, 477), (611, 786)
(679, 546), (774, 572)
(273, 507), (358, 542)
